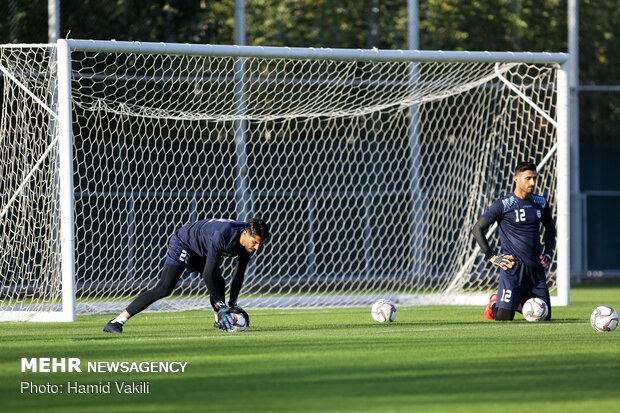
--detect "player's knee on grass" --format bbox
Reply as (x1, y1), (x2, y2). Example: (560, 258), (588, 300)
(494, 307), (515, 321)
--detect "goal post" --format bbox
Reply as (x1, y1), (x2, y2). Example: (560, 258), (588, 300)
(57, 39), (77, 321)
(555, 61), (570, 307)
(0, 40), (569, 321)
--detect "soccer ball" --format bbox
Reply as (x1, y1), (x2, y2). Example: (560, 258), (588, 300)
(371, 299), (397, 323)
(522, 297), (549, 321)
(590, 306), (618, 332)
(228, 313), (248, 332)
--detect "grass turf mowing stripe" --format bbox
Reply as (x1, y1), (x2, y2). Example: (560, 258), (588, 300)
(45, 321), (591, 344)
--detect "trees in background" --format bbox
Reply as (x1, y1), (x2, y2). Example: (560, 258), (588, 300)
(0, 0), (617, 137)
(0, 0), (616, 84)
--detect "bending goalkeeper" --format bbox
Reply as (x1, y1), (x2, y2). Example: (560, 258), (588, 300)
(103, 217), (269, 333)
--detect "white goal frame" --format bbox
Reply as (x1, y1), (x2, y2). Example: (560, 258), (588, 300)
(0, 39), (569, 321)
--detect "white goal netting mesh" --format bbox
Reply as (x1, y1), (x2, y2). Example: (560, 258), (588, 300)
(0, 46), (63, 317)
(0, 44), (559, 317)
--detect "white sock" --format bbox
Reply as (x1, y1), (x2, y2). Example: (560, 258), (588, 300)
(112, 314), (128, 325)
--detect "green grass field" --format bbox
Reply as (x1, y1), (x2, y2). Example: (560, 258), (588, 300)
(1, 285), (619, 413)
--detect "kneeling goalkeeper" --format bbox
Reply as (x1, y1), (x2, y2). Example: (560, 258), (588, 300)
(104, 217), (269, 333)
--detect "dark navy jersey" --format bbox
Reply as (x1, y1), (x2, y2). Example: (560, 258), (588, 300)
(173, 219), (250, 264)
(482, 193), (552, 269)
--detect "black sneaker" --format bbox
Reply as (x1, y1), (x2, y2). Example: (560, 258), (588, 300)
(103, 320), (123, 333)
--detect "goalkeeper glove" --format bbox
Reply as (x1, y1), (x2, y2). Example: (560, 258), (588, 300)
(488, 253), (515, 270)
(214, 301), (234, 332)
(539, 253), (551, 269)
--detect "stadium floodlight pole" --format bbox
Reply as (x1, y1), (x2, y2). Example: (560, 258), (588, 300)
(568, 0), (582, 278)
(407, 0), (424, 282)
(555, 60), (571, 306)
(234, 0), (252, 221)
(56, 39), (77, 321)
(7, 0), (18, 42)
(48, 0), (60, 43)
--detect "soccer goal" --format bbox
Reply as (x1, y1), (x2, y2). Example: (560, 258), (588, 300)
(0, 40), (569, 321)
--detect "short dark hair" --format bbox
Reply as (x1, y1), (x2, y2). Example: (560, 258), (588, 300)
(515, 161), (536, 175)
(245, 217), (269, 239)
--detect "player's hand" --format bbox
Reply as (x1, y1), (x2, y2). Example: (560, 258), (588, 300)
(217, 307), (234, 331)
(488, 253), (515, 270)
(214, 301), (234, 331)
(539, 253), (551, 269)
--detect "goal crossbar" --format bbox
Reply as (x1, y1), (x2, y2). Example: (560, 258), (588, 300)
(0, 40), (570, 321)
(65, 39), (568, 64)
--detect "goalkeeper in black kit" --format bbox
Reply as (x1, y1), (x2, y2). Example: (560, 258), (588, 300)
(104, 217), (269, 333)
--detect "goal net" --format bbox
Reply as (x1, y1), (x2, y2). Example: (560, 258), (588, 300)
(0, 45), (64, 321)
(0, 41), (569, 320)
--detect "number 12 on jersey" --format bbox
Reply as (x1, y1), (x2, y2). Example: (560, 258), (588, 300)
(514, 209), (525, 222)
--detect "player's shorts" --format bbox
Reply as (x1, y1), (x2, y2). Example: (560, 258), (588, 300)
(164, 234), (206, 272)
(496, 261), (551, 311)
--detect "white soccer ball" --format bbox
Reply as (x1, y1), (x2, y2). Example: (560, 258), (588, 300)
(590, 306), (618, 332)
(228, 313), (248, 332)
(371, 299), (397, 323)
(522, 297), (549, 322)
